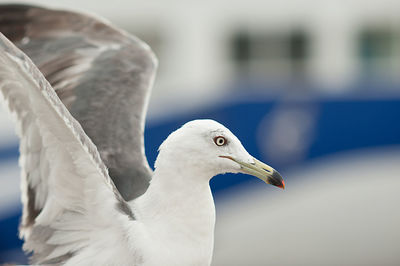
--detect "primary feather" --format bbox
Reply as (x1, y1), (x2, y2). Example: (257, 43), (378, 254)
(0, 31), (138, 264)
(0, 4), (156, 202)
(0, 4), (159, 264)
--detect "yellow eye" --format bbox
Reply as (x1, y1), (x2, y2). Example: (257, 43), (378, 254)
(213, 136), (227, 146)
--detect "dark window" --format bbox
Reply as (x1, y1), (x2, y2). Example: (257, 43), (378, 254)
(230, 29), (310, 82)
(358, 26), (399, 82)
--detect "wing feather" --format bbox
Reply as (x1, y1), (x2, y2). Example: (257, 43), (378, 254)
(0, 4), (156, 201)
(0, 32), (135, 265)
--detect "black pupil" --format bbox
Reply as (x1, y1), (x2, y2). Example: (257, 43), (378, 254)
(218, 138), (224, 145)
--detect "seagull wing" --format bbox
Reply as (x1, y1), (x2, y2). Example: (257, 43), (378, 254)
(0, 4), (157, 201)
(0, 33), (136, 265)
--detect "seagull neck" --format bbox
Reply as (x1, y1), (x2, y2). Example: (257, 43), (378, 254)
(136, 165), (216, 246)
(144, 165), (215, 213)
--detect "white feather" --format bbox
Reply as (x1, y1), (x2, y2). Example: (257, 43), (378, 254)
(0, 33), (137, 265)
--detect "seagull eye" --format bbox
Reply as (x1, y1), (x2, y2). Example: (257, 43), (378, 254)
(213, 136), (227, 146)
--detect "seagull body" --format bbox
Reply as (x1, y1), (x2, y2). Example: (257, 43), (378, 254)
(0, 5), (284, 265)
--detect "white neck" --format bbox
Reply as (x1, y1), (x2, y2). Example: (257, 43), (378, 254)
(133, 165), (216, 265)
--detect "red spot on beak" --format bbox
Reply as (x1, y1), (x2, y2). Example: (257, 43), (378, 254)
(279, 179), (285, 189)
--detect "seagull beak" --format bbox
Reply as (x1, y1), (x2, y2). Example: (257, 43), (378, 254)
(220, 156), (285, 189)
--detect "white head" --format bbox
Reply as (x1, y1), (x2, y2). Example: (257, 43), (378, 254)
(155, 119), (284, 188)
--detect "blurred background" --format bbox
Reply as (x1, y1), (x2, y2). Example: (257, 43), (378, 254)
(0, 0), (400, 265)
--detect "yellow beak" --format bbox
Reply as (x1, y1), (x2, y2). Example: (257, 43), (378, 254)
(219, 156), (285, 189)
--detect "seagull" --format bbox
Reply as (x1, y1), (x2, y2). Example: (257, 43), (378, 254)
(0, 4), (284, 266)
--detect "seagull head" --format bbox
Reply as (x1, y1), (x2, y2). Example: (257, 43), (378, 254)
(155, 119), (284, 189)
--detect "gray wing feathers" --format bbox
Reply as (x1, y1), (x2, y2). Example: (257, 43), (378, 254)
(0, 32), (134, 264)
(0, 4), (156, 201)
